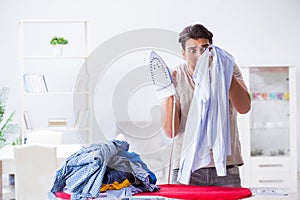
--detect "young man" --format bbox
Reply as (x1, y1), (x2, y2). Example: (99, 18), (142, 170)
(162, 24), (251, 187)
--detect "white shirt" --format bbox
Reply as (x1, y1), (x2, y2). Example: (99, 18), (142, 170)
(176, 45), (239, 184)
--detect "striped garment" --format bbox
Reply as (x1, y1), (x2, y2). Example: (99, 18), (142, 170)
(49, 139), (158, 199)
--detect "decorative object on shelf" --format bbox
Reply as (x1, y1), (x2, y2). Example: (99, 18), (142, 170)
(251, 148), (264, 156)
(0, 87), (19, 148)
(50, 36), (69, 56)
(251, 92), (289, 101)
(23, 73), (48, 93)
(270, 149), (287, 156)
(50, 36), (68, 45)
(270, 150), (278, 156)
(277, 149), (286, 156)
(48, 118), (67, 127)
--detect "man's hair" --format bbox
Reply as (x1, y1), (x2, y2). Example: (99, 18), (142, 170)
(178, 24), (213, 50)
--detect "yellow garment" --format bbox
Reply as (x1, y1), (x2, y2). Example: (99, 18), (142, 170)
(100, 179), (131, 192)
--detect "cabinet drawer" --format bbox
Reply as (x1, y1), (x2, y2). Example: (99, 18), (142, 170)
(250, 157), (290, 173)
(250, 173), (290, 188)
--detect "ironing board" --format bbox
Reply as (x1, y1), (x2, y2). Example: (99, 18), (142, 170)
(134, 184), (253, 200)
(55, 184), (252, 200)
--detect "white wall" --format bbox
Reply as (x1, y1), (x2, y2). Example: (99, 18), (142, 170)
(1, 0), (300, 170)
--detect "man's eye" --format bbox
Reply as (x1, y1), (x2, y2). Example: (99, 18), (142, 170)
(200, 47), (207, 54)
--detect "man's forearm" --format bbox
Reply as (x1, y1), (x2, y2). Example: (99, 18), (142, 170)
(229, 75), (251, 114)
(161, 96), (181, 138)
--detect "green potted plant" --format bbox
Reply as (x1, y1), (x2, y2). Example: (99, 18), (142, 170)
(50, 36), (69, 56)
(50, 36), (68, 45)
(0, 87), (19, 148)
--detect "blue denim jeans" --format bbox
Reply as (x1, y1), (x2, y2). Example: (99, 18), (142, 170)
(172, 165), (241, 187)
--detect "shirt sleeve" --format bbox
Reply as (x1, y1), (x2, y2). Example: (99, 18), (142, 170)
(233, 63), (244, 81)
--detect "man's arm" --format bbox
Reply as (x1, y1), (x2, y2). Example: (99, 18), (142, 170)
(161, 95), (181, 138)
(229, 75), (251, 114)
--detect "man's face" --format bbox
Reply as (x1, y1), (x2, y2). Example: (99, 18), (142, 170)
(182, 38), (210, 70)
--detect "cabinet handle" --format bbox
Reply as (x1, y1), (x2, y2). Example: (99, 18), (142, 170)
(259, 180), (283, 183)
(258, 164), (283, 167)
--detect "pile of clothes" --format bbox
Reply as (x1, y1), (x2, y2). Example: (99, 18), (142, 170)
(48, 139), (159, 199)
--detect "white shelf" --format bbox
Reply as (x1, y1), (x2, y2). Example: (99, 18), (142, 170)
(240, 66), (297, 193)
(19, 20), (91, 144)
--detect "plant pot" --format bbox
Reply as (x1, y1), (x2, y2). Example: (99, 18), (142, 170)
(52, 45), (64, 56)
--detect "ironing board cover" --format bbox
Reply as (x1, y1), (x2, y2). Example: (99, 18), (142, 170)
(55, 184), (252, 200)
(135, 184), (252, 200)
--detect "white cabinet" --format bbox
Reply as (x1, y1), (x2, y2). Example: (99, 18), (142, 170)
(19, 20), (91, 144)
(239, 66), (297, 193)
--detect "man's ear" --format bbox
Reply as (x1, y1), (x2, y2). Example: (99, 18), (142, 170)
(182, 49), (187, 60)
